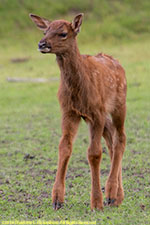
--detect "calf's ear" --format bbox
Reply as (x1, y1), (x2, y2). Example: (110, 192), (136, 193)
(71, 13), (84, 35)
(29, 14), (51, 31)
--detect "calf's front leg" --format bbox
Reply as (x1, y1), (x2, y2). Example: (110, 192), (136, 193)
(52, 112), (80, 210)
(87, 119), (104, 210)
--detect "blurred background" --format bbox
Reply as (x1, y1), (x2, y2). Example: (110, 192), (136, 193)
(1, 0), (150, 81)
(1, 0), (150, 41)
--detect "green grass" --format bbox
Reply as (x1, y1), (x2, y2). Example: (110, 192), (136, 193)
(0, 31), (150, 224)
(1, 0), (150, 41)
(0, 0), (150, 223)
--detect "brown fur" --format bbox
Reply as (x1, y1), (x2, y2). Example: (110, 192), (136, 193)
(30, 13), (127, 210)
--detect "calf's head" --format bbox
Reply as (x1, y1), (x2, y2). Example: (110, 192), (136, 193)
(29, 13), (83, 54)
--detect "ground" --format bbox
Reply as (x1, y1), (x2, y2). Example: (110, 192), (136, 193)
(0, 35), (150, 224)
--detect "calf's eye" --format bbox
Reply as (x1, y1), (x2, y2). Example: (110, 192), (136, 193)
(58, 33), (67, 38)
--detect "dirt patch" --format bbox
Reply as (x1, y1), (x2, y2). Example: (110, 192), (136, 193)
(11, 57), (30, 63)
(101, 169), (109, 175)
(140, 204), (145, 210)
(38, 191), (49, 199)
(79, 159), (89, 165)
(24, 154), (35, 161)
(40, 169), (53, 175)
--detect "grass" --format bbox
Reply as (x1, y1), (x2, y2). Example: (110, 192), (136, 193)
(1, 0), (150, 41)
(0, 28), (150, 224)
(0, 0), (150, 223)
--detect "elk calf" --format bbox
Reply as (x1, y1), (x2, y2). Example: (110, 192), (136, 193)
(30, 13), (127, 210)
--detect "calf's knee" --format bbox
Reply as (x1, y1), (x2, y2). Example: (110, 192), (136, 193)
(87, 146), (102, 164)
(59, 136), (72, 159)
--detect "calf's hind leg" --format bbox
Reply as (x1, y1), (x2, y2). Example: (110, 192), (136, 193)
(52, 111), (80, 210)
(103, 117), (124, 206)
(105, 107), (126, 206)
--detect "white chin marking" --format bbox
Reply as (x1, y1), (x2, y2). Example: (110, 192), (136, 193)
(39, 48), (51, 53)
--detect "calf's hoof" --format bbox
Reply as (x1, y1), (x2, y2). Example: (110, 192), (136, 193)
(52, 183), (65, 210)
(52, 200), (63, 210)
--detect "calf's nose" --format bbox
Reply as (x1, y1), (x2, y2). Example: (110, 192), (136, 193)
(38, 41), (47, 49)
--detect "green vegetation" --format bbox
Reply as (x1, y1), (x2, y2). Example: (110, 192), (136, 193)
(1, 0), (150, 41)
(0, 0), (150, 224)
